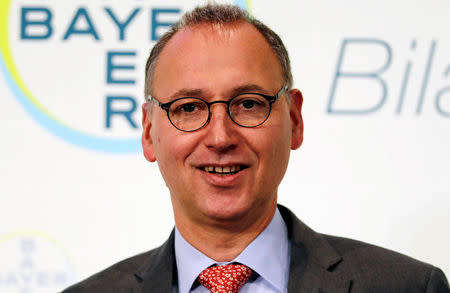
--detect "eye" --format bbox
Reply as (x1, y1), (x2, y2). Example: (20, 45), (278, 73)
(241, 99), (256, 109)
(170, 98), (207, 116)
(181, 103), (196, 113)
(232, 95), (267, 111)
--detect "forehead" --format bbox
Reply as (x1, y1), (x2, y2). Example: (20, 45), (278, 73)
(152, 21), (283, 98)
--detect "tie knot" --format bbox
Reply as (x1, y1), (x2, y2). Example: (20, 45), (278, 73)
(197, 263), (252, 293)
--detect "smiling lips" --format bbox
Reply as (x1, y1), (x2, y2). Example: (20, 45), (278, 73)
(202, 165), (246, 176)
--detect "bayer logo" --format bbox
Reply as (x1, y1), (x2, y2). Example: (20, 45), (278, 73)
(0, 0), (251, 153)
(0, 232), (77, 293)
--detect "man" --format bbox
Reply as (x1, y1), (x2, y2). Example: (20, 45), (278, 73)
(63, 4), (449, 293)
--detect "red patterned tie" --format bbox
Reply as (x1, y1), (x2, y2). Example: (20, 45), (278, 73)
(197, 264), (253, 293)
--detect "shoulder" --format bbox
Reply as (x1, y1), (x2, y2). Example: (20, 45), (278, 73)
(278, 205), (449, 292)
(61, 231), (176, 293)
(323, 234), (449, 292)
(325, 233), (428, 267)
(61, 248), (159, 293)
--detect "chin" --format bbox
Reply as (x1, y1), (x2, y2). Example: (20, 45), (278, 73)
(201, 201), (250, 222)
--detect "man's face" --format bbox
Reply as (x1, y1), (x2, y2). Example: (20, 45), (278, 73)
(142, 22), (303, 227)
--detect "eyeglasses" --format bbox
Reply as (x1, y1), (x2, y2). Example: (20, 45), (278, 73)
(146, 85), (288, 132)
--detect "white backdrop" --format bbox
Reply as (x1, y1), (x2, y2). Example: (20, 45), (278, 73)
(1, 0), (449, 292)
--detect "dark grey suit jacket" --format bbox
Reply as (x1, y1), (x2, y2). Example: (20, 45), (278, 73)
(62, 205), (449, 292)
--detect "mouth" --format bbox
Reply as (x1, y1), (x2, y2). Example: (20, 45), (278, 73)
(200, 165), (248, 176)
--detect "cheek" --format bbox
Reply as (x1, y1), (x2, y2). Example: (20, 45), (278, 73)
(153, 130), (198, 177)
(258, 114), (292, 156)
(154, 135), (187, 192)
(152, 116), (188, 162)
(249, 129), (289, 170)
(268, 130), (291, 170)
(252, 117), (292, 181)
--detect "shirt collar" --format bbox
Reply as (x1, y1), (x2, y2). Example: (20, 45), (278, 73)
(175, 208), (289, 293)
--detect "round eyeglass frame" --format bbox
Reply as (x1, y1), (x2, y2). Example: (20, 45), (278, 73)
(146, 85), (288, 132)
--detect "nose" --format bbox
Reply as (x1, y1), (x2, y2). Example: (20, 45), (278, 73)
(203, 103), (238, 152)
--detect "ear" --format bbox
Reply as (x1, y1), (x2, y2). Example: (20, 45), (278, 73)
(142, 103), (157, 162)
(288, 89), (304, 150)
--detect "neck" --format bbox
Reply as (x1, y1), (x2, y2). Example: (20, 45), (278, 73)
(174, 202), (277, 262)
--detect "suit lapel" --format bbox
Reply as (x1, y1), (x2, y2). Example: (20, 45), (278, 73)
(134, 230), (176, 293)
(279, 205), (352, 293)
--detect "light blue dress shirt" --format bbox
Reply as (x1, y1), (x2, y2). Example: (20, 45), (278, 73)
(174, 208), (290, 293)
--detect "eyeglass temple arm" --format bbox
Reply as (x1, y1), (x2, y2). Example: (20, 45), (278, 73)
(147, 96), (172, 110)
(276, 85), (289, 98)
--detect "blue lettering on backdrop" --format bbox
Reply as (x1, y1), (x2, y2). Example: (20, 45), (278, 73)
(104, 7), (141, 41)
(416, 41), (436, 114)
(436, 86), (450, 117)
(396, 40), (416, 114)
(21, 7), (53, 40)
(8, 4), (189, 152)
(328, 39), (449, 117)
(151, 8), (181, 41)
(327, 39), (392, 114)
(20, 6), (182, 42)
(105, 96), (138, 129)
(0, 238), (72, 290)
(106, 51), (136, 84)
(63, 7), (100, 40)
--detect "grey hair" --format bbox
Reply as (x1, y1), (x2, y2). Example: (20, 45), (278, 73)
(144, 3), (293, 98)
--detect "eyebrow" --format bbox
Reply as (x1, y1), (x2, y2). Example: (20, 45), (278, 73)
(169, 88), (204, 99)
(230, 84), (269, 96)
(169, 84), (270, 100)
